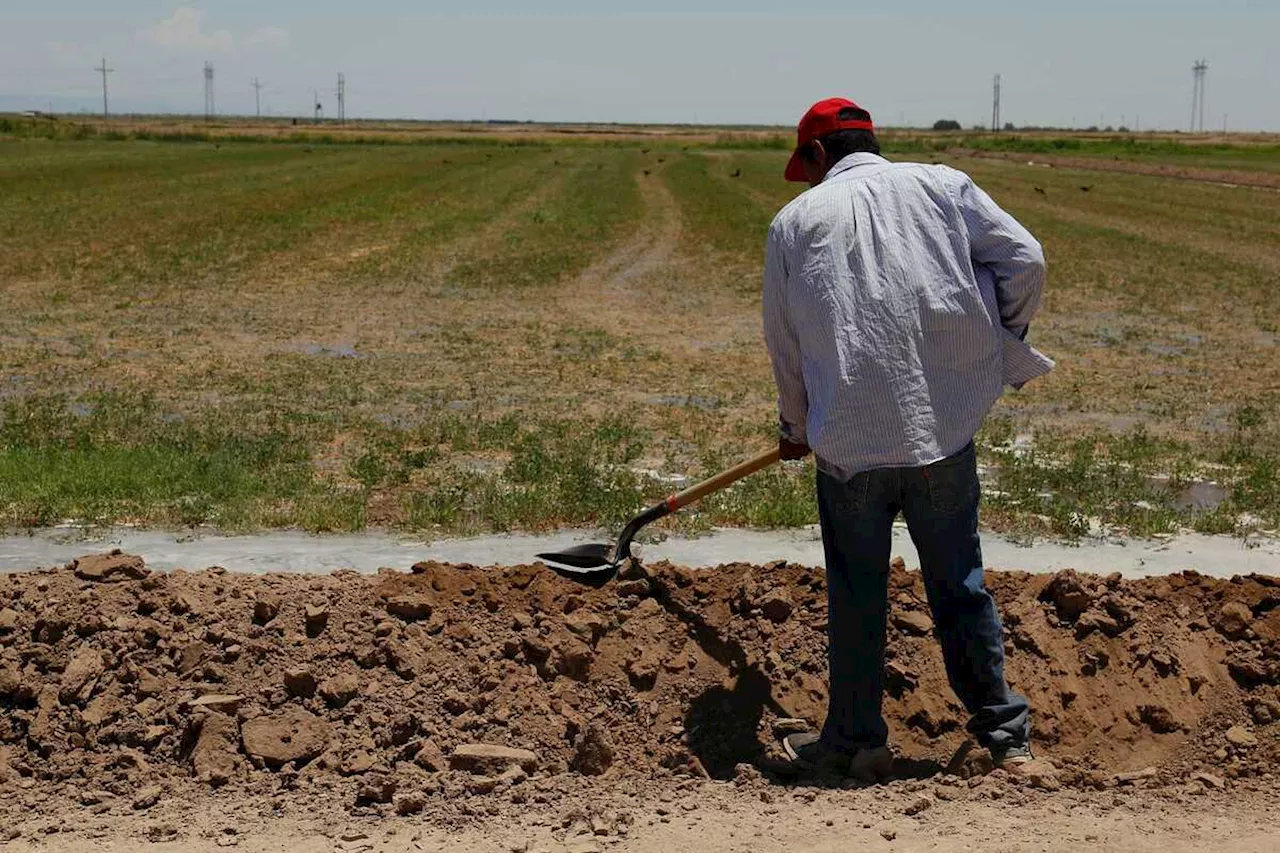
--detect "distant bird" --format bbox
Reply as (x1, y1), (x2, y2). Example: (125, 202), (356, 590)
(1080, 185), (1093, 192)
(442, 159), (452, 164)
(643, 169), (651, 176)
(657, 156), (665, 163)
(641, 147), (650, 154)
(730, 168), (742, 178)
(1034, 187), (1046, 196)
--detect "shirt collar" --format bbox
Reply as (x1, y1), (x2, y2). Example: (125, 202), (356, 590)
(823, 152), (890, 183)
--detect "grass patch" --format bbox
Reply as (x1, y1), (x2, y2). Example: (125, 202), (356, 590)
(2, 138), (1278, 541)
(0, 395), (321, 530)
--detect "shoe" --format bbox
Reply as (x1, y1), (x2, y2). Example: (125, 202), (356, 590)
(990, 744), (1059, 788)
(782, 732), (893, 782)
(990, 743), (1034, 768)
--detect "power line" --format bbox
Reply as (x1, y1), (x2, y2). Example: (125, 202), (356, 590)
(203, 61), (215, 120)
(251, 77), (265, 118)
(94, 57), (113, 117)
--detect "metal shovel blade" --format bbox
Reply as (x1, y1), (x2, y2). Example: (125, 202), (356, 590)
(536, 543), (614, 570)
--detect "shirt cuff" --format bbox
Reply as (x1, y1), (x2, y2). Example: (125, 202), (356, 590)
(779, 418), (808, 445)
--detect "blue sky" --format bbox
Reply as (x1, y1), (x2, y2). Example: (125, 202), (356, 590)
(2, 1), (1276, 130)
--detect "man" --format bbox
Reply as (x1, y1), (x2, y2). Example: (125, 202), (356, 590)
(763, 98), (1054, 781)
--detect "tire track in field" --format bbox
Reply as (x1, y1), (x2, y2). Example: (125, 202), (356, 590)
(546, 159), (777, 431)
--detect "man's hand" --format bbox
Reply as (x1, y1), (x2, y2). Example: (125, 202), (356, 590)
(779, 436), (811, 461)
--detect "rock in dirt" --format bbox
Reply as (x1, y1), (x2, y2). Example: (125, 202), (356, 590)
(1076, 608), (1124, 638)
(0, 607), (19, 634)
(772, 718), (810, 736)
(319, 673), (360, 708)
(0, 664), (21, 699)
(394, 793), (426, 815)
(449, 744), (539, 776)
(252, 596), (281, 625)
(1250, 699), (1280, 725)
(1215, 602), (1254, 639)
(903, 797), (933, 816)
(756, 589), (794, 624)
(72, 551), (148, 583)
(283, 668), (317, 698)
(386, 594), (432, 621)
(176, 640), (208, 677)
(1040, 571), (1095, 621)
(1194, 771), (1226, 789)
(191, 714), (240, 786)
(241, 709), (332, 768)
(132, 785), (163, 810)
(1225, 726), (1258, 748)
(893, 610), (933, 636)
(189, 694), (244, 715)
(1009, 758), (1062, 791)
(570, 723), (614, 776)
(355, 774), (397, 805)
(304, 604), (329, 636)
(413, 738), (446, 772)
(59, 646), (105, 703)
(616, 579), (649, 598)
(1116, 767), (1158, 785)
(343, 750), (375, 776)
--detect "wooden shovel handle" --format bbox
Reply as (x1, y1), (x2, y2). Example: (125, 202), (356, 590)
(665, 447), (782, 512)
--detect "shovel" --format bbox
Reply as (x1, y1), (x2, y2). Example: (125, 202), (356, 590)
(537, 447), (781, 586)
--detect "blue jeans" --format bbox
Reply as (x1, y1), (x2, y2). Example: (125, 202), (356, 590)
(816, 442), (1029, 753)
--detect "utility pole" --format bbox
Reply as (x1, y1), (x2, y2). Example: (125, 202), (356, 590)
(251, 77), (264, 118)
(1191, 60), (1208, 133)
(991, 74), (1001, 132)
(336, 73), (345, 123)
(94, 57), (113, 117)
(314, 90), (322, 122)
(1199, 61), (1208, 133)
(204, 61), (215, 120)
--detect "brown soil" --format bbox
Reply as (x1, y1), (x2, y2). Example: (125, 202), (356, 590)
(2, 554), (1278, 848)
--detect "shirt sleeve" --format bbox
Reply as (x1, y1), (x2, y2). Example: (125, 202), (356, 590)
(952, 173), (1046, 337)
(762, 219), (808, 444)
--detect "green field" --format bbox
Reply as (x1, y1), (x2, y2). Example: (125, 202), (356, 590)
(2, 128), (1278, 540)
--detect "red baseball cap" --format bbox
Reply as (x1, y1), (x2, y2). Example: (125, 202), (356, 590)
(784, 97), (876, 182)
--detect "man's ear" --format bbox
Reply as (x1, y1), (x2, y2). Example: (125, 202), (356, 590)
(809, 138), (828, 168)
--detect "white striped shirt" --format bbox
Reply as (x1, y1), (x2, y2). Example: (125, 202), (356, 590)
(763, 153), (1054, 479)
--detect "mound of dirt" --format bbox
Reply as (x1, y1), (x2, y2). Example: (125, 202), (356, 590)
(1, 552), (1277, 815)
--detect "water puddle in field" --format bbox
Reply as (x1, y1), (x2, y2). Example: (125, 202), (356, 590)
(1, 526), (1276, 579)
(300, 342), (364, 359)
(1146, 476), (1232, 512)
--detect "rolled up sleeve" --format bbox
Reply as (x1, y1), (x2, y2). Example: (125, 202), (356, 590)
(954, 175), (1046, 338)
(762, 220), (808, 443)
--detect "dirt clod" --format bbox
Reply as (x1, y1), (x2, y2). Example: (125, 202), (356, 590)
(241, 709), (332, 768)
(1216, 601), (1254, 639)
(450, 744), (539, 776)
(1225, 726), (1258, 748)
(570, 723), (615, 776)
(72, 551), (148, 583)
